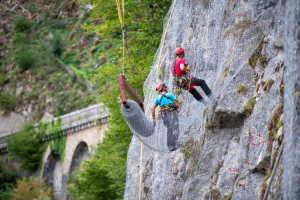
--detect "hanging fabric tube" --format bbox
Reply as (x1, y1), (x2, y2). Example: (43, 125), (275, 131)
(121, 100), (154, 137)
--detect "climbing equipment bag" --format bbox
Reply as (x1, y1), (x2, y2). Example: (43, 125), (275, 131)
(172, 59), (190, 90)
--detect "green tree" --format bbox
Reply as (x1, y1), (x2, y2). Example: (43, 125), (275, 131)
(68, 0), (171, 199)
(6, 122), (47, 170)
(0, 162), (20, 200)
(12, 177), (52, 200)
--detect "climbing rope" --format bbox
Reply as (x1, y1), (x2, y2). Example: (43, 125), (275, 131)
(116, 0), (125, 28)
(116, 0), (125, 74)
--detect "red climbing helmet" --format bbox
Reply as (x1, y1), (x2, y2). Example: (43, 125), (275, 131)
(175, 47), (184, 55)
(156, 83), (167, 93)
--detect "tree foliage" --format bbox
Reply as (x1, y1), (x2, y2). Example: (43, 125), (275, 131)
(0, 162), (20, 200)
(67, 0), (171, 199)
(6, 122), (47, 170)
(11, 177), (52, 200)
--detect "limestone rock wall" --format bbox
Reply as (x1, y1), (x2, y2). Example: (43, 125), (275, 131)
(124, 0), (285, 199)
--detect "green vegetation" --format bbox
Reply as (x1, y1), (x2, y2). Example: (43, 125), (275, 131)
(263, 79), (274, 92)
(180, 136), (200, 159)
(11, 177), (52, 200)
(241, 97), (256, 115)
(0, 1), (98, 118)
(0, 92), (18, 111)
(6, 122), (48, 170)
(0, 73), (8, 86)
(0, 163), (20, 200)
(277, 119), (283, 129)
(248, 40), (266, 67)
(15, 46), (35, 72)
(268, 105), (283, 142)
(221, 191), (233, 200)
(227, 17), (251, 37)
(67, 0), (172, 199)
(237, 84), (247, 94)
(41, 118), (67, 162)
(205, 122), (214, 129)
(50, 34), (64, 57)
(205, 189), (221, 199)
(6, 117), (66, 172)
(200, 0), (210, 9)
(13, 17), (31, 33)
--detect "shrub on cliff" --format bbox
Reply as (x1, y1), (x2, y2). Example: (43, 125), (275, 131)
(0, 92), (18, 111)
(50, 34), (64, 57)
(13, 17), (31, 33)
(15, 47), (35, 72)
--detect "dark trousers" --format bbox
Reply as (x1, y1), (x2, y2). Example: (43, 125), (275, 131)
(162, 110), (179, 148)
(189, 77), (212, 101)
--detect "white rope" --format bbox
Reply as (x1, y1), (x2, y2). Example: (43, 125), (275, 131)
(122, 28), (125, 75)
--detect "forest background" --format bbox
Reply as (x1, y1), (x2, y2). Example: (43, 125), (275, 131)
(0, 0), (171, 199)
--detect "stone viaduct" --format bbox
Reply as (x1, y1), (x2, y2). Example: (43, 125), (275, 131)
(0, 104), (109, 200)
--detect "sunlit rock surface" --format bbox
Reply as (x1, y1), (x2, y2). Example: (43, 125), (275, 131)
(124, 0), (286, 199)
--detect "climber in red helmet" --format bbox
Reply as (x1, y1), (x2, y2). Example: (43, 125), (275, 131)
(171, 47), (212, 104)
(151, 83), (179, 151)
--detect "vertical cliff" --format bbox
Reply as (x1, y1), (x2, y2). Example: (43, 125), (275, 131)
(124, 0), (286, 199)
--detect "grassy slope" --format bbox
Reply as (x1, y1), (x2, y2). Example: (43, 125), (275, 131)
(0, 0), (112, 120)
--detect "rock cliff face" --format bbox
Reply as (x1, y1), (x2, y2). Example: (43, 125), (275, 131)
(124, 0), (286, 199)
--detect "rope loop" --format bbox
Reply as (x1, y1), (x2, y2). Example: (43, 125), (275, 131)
(250, 135), (266, 145)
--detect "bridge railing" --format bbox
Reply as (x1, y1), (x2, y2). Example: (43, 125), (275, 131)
(0, 104), (109, 154)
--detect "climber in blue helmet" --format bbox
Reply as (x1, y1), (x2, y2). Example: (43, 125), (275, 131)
(151, 83), (179, 151)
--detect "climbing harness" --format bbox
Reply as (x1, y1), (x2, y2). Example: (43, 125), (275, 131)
(172, 59), (191, 90)
(158, 94), (176, 113)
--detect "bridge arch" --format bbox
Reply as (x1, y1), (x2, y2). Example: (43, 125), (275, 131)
(42, 154), (63, 198)
(69, 141), (89, 176)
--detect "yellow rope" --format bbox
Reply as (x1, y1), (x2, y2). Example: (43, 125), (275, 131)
(138, 82), (153, 200)
(138, 0), (177, 199)
(138, 138), (143, 200)
(156, 0), (177, 72)
(116, 0), (125, 27)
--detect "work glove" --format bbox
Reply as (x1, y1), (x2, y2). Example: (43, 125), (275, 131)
(153, 118), (156, 126)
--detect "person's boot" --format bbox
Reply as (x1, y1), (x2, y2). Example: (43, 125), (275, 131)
(207, 92), (213, 102)
(198, 98), (207, 105)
